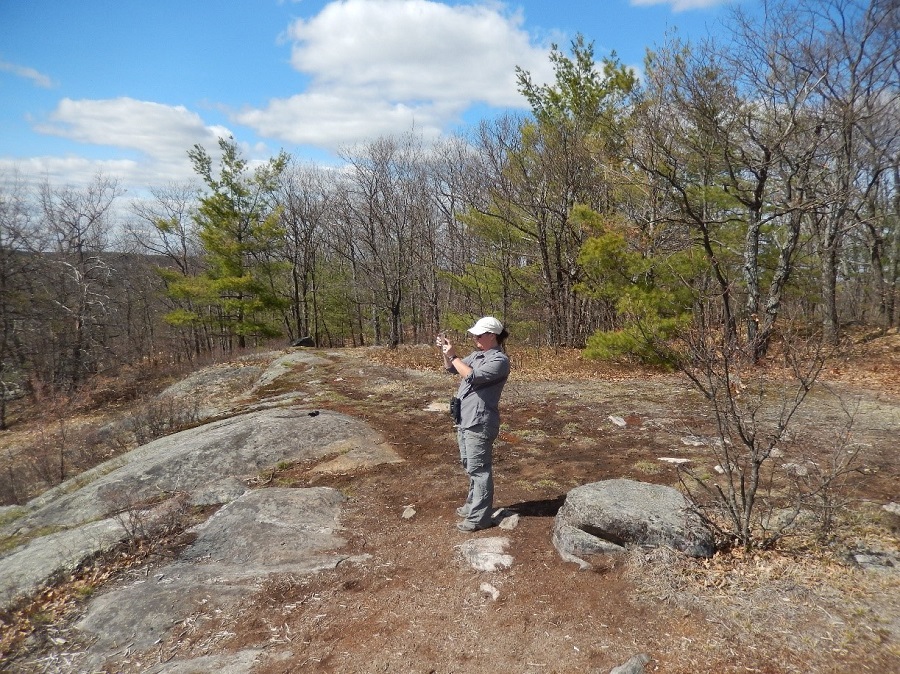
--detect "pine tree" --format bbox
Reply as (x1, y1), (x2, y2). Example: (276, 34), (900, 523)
(164, 137), (289, 351)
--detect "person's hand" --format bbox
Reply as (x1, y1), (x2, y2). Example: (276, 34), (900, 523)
(440, 337), (456, 360)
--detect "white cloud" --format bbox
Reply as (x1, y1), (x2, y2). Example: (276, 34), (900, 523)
(237, 92), (451, 147)
(0, 59), (54, 88)
(630, 0), (729, 11)
(0, 155), (137, 188)
(34, 98), (231, 161)
(287, 0), (539, 106)
(238, 0), (553, 150)
(12, 1), (557, 192)
(11, 98), (237, 192)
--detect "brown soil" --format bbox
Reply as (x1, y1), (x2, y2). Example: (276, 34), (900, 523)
(3, 338), (900, 673)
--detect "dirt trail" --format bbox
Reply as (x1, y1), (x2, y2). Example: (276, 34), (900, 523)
(195, 346), (898, 674)
(5, 342), (900, 673)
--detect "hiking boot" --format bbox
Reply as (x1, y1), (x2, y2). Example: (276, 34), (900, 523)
(456, 520), (491, 532)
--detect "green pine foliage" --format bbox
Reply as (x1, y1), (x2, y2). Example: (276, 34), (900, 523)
(159, 137), (289, 349)
(575, 205), (698, 366)
(450, 206), (540, 324)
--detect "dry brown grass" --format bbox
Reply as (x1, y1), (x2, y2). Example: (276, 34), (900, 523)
(626, 515), (900, 673)
(371, 342), (665, 382)
(2, 338), (898, 673)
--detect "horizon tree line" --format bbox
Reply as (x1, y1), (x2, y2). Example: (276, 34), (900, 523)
(0, 0), (896, 429)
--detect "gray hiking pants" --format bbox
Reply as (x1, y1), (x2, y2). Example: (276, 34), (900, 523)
(457, 423), (498, 525)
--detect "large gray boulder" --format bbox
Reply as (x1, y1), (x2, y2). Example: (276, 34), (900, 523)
(553, 479), (714, 565)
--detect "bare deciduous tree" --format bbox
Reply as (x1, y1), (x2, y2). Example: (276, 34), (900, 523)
(38, 174), (121, 391)
(277, 162), (334, 344)
(750, 0), (900, 343)
(676, 326), (839, 550)
(336, 133), (430, 347)
(128, 181), (201, 276)
(0, 172), (36, 428)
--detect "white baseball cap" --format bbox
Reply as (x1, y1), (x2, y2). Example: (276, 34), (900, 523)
(467, 316), (504, 335)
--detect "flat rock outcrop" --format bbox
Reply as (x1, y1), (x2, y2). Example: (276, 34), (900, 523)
(0, 406), (400, 611)
(72, 487), (363, 672)
(0, 518), (127, 608)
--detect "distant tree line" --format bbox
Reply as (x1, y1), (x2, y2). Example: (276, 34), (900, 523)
(0, 0), (896, 429)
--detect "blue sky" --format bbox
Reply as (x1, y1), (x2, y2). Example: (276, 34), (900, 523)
(0, 0), (750, 195)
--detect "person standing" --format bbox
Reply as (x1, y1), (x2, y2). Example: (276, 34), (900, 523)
(437, 317), (510, 532)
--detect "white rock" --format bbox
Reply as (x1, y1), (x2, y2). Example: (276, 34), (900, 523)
(559, 550), (593, 571)
(498, 513), (520, 530)
(659, 457), (690, 465)
(883, 502), (900, 517)
(479, 582), (500, 600)
(782, 463), (809, 477)
(458, 537), (513, 572)
(401, 506), (416, 519)
(609, 415), (627, 427)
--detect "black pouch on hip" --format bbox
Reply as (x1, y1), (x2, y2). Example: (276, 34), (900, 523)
(449, 396), (462, 424)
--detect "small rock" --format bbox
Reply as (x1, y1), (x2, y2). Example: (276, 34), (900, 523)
(852, 549), (898, 571)
(479, 582), (500, 600)
(658, 457), (689, 465)
(681, 436), (705, 446)
(608, 415), (627, 427)
(558, 549), (593, 571)
(458, 537), (513, 572)
(883, 502), (900, 517)
(610, 653), (651, 674)
(782, 462), (809, 477)
(498, 513), (520, 530)
(401, 506), (416, 520)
